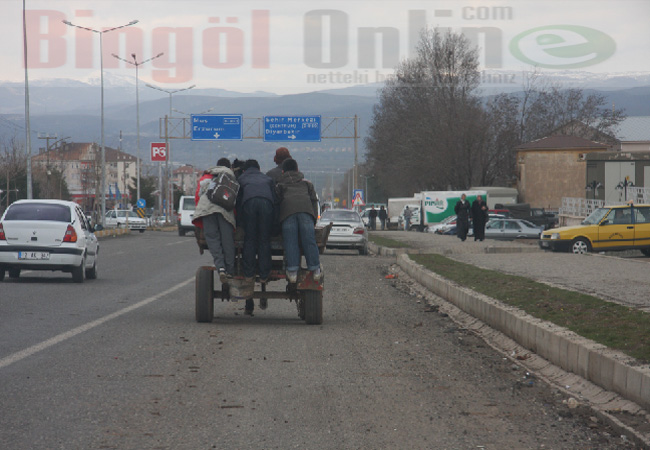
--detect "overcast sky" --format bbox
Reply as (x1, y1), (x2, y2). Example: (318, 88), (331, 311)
(2, 0), (649, 94)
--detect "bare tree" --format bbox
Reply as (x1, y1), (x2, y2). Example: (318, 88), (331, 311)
(366, 29), (482, 194)
(0, 137), (28, 208)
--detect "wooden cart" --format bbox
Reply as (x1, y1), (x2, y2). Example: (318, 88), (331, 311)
(195, 223), (332, 325)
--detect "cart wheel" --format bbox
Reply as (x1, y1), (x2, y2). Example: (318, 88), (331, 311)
(304, 290), (323, 325)
(195, 266), (214, 323)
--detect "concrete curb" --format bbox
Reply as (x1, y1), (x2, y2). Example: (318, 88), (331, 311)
(368, 240), (541, 257)
(94, 228), (131, 239)
(395, 252), (650, 412)
(94, 226), (177, 239)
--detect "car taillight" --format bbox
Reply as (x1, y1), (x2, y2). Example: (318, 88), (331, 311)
(0, 223), (5, 241)
(63, 224), (78, 242)
(353, 227), (365, 235)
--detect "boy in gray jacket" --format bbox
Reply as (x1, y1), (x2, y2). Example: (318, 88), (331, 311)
(275, 158), (322, 283)
(192, 158), (237, 283)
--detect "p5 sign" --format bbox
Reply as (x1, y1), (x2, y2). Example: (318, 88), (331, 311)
(151, 142), (167, 162)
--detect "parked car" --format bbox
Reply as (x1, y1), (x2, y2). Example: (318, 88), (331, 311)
(359, 208), (371, 228)
(317, 209), (368, 255)
(429, 215), (457, 234)
(484, 218), (544, 240)
(398, 204), (421, 231)
(539, 204), (650, 255)
(0, 199), (99, 282)
(177, 196), (196, 236)
(104, 209), (147, 232)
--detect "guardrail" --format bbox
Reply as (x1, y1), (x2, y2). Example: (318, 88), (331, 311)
(559, 198), (606, 218)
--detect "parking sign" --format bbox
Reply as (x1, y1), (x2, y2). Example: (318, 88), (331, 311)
(151, 142), (167, 162)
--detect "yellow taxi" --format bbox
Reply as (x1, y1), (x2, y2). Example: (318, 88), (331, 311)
(539, 204), (650, 255)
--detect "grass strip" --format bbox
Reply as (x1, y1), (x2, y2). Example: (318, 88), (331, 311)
(411, 253), (650, 363)
(369, 235), (411, 249)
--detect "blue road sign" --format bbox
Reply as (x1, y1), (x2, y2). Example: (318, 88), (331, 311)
(263, 115), (321, 142)
(137, 198), (146, 208)
(191, 114), (243, 141)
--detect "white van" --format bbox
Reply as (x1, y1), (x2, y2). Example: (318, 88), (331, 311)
(177, 196), (196, 236)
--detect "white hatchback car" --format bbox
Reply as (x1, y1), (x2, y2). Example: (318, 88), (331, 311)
(0, 200), (99, 282)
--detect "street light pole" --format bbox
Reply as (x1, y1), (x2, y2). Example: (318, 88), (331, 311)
(63, 19), (138, 225)
(112, 52), (164, 204)
(145, 83), (195, 222)
(23, 0), (33, 199)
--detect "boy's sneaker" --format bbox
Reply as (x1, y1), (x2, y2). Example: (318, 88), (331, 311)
(312, 265), (323, 282)
(286, 271), (298, 283)
(218, 268), (228, 284)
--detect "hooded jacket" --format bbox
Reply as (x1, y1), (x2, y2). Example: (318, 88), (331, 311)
(236, 167), (276, 208)
(192, 166), (237, 228)
(276, 171), (319, 223)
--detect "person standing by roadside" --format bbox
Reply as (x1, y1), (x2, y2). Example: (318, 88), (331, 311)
(236, 160), (276, 315)
(275, 158), (322, 283)
(368, 206), (378, 230)
(403, 206), (413, 231)
(471, 195), (489, 241)
(192, 158), (237, 283)
(378, 205), (388, 230)
(454, 193), (471, 241)
(266, 147), (292, 183)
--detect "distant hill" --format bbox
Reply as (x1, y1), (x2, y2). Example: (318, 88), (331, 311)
(1, 75), (649, 196)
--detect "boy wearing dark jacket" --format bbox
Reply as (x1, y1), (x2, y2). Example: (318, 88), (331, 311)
(236, 160), (276, 290)
(275, 158), (322, 283)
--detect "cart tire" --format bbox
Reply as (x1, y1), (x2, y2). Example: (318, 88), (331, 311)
(195, 267), (214, 323)
(304, 290), (323, 325)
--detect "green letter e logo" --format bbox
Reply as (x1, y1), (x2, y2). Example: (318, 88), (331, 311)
(510, 25), (616, 69)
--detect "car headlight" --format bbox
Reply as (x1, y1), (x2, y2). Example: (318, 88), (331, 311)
(550, 233), (560, 240)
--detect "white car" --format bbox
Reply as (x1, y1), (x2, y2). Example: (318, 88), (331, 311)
(177, 196), (196, 236)
(398, 204), (421, 231)
(104, 209), (147, 232)
(318, 209), (368, 255)
(0, 199), (99, 282)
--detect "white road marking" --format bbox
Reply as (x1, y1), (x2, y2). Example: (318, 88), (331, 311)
(0, 276), (194, 370)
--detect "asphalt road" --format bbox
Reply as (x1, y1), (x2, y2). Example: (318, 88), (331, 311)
(0, 231), (635, 449)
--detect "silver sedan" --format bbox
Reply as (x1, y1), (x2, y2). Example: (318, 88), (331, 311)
(318, 209), (368, 255)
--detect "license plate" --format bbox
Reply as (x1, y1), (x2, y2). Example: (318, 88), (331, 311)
(18, 251), (50, 260)
(334, 227), (348, 232)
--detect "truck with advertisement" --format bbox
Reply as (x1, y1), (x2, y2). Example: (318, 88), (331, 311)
(412, 190), (488, 232)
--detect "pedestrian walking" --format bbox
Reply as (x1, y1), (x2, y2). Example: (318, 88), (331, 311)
(454, 194), (471, 241)
(236, 159), (276, 315)
(471, 195), (488, 241)
(192, 158), (237, 283)
(404, 206), (413, 231)
(378, 205), (387, 230)
(368, 206), (378, 230)
(275, 158), (322, 283)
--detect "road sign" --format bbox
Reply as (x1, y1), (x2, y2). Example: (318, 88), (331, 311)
(191, 114), (243, 141)
(151, 142), (167, 162)
(263, 115), (321, 142)
(352, 189), (365, 206)
(137, 198), (146, 208)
